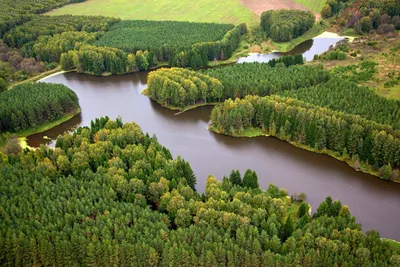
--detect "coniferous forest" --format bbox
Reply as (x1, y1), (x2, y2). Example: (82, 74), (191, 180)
(1, 0), (400, 265)
(146, 61), (327, 109)
(0, 82), (79, 132)
(260, 10), (315, 42)
(210, 95), (400, 180)
(1, 118), (399, 266)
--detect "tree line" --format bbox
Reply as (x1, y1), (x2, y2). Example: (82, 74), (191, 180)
(260, 10), (315, 42)
(0, 117), (398, 266)
(281, 78), (400, 130)
(147, 63), (328, 110)
(0, 82), (79, 132)
(210, 95), (400, 179)
(61, 44), (156, 75)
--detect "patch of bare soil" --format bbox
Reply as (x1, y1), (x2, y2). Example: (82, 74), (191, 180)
(239, 0), (321, 20)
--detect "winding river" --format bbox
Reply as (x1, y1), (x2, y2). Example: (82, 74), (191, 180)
(28, 35), (400, 240)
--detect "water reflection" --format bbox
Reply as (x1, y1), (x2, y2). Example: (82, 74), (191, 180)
(237, 36), (344, 63)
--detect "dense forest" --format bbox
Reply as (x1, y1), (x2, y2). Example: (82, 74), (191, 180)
(146, 62), (327, 109)
(0, 13), (243, 81)
(0, 82), (79, 132)
(0, 15), (118, 85)
(0, 0), (86, 38)
(281, 79), (400, 130)
(260, 10), (315, 42)
(94, 21), (234, 61)
(58, 21), (245, 74)
(0, 118), (398, 266)
(3, 15), (119, 49)
(202, 62), (327, 98)
(210, 95), (400, 179)
(147, 68), (223, 108)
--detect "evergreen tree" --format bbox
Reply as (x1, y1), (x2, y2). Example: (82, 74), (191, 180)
(229, 169), (242, 186)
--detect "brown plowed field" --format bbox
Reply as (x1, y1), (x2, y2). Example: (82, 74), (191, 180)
(239, 0), (321, 20)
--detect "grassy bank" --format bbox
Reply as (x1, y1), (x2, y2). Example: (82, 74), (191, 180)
(272, 23), (327, 52)
(46, 0), (258, 26)
(0, 109), (81, 151)
(208, 125), (396, 183)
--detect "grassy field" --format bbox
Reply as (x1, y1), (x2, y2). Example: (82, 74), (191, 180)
(46, 0), (258, 26)
(293, 0), (327, 12)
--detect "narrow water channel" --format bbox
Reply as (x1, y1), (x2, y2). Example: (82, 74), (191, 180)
(28, 36), (400, 240)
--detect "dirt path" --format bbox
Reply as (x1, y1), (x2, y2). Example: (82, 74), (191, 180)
(239, 0), (321, 20)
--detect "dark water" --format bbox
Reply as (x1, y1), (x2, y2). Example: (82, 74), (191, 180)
(30, 71), (400, 240)
(237, 36), (344, 63)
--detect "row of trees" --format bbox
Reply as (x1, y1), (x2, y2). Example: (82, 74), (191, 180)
(147, 68), (223, 108)
(191, 24), (246, 62)
(265, 54), (304, 67)
(281, 78), (400, 130)
(210, 95), (400, 176)
(33, 31), (99, 63)
(0, 82), (79, 132)
(260, 10), (315, 42)
(60, 45), (156, 75)
(0, 118), (398, 266)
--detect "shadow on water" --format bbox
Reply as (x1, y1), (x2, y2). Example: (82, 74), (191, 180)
(27, 37), (400, 241)
(27, 113), (82, 147)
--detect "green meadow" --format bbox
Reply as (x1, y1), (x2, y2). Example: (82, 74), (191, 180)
(46, 0), (259, 25)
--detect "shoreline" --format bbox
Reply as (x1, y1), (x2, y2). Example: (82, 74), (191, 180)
(208, 126), (398, 184)
(37, 70), (71, 82)
(141, 88), (218, 115)
(0, 109), (81, 151)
